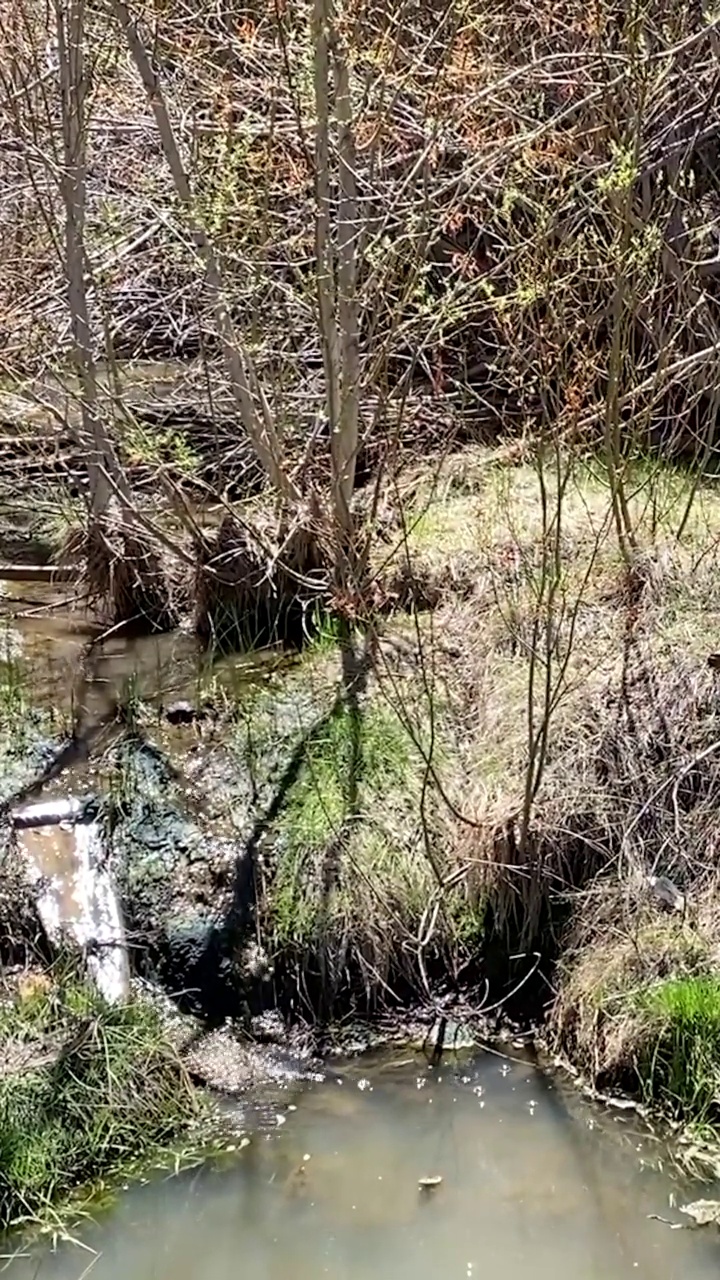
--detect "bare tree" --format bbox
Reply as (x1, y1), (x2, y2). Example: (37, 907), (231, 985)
(313, 0), (360, 540)
(107, 0), (301, 506)
(55, 0), (128, 520)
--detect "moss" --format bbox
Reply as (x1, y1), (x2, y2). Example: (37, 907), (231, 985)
(0, 975), (200, 1232)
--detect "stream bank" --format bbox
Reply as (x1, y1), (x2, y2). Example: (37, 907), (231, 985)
(6, 1045), (720, 1280)
(4, 448), (720, 1223)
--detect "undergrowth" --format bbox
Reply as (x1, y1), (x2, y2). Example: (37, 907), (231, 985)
(0, 974), (200, 1233)
(635, 976), (720, 1125)
(263, 666), (483, 1012)
(269, 697), (420, 945)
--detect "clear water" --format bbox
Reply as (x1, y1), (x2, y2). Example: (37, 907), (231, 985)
(6, 1049), (720, 1280)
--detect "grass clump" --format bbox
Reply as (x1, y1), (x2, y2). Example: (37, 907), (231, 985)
(269, 697), (419, 944)
(264, 663), (483, 1012)
(0, 974), (199, 1232)
(634, 977), (720, 1124)
(552, 885), (720, 1129)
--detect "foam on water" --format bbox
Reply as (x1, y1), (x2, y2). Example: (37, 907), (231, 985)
(19, 811), (129, 1004)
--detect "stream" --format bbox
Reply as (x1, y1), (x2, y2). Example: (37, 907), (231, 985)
(2, 584), (720, 1279)
(4, 1049), (720, 1280)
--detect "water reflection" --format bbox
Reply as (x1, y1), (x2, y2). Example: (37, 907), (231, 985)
(0, 579), (284, 725)
(7, 1050), (720, 1280)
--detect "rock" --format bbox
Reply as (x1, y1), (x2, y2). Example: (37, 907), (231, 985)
(110, 738), (247, 1016)
(647, 874), (685, 913)
(423, 1017), (475, 1055)
(251, 1009), (287, 1044)
(19, 812), (130, 1004)
(164, 700), (199, 725)
(164, 701), (215, 726)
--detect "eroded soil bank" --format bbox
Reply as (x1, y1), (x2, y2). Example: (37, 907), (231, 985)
(5, 449), (720, 1225)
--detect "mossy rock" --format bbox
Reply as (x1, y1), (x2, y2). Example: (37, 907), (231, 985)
(108, 738), (243, 1014)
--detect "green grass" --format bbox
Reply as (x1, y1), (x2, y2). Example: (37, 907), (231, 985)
(270, 698), (415, 945)
(0, 975), (200, 1233)
(0, 651), (28, 732)
(262, 660), (486, 1009)
(635, 976), (720, 1124)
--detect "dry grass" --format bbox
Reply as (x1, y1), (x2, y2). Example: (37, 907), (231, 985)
(551, 882), (720, 1123)
(193, 503), (334, 649)
(61, 503), (185, 631)
(369, 451), (720, 958)
(241, 447), (720, 1018)
(553, 895), (714, 1083)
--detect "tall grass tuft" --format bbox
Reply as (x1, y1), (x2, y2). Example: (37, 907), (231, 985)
(636, 976), (720, 1124)
(0, 974), (200, 1233)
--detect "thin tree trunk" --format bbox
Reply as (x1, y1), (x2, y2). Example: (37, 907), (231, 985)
(55, 0), (128, 518)
(313, 0), (342, 451)
(108, 0), (300, 504)
(333, 45), (360, 531)
(313, 0), (361, 538)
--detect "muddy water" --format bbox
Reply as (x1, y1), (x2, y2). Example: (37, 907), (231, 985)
(7, 1051), (720, 1280)
(0, 579), (285, 724)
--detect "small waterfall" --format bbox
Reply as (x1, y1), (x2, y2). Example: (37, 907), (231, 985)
(15, 798), (130, 1004)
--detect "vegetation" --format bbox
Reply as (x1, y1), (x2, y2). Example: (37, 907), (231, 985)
(2, 0), (720, 1161)
(267, 691), (461, 1003)
(0, 0), (718, 614)
(637, 977), (720, 1124)
(0, 973), (200, 1233)
(555, 914), (720, 1128)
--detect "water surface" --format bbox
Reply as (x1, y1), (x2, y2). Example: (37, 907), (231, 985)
(7, 1049), (720, 1280)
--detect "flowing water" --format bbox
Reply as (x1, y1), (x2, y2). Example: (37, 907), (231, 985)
(4, 1049), (720, 1280)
